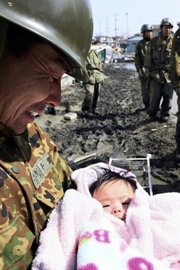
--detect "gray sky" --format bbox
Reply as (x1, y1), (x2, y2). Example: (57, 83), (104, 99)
(90, 0), (180, 37)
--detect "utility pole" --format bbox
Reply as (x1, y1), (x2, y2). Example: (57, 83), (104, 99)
(99, 19), (101, 39)
(106, 18), (109, 45)
(125, 13), (129, 37)
(114, 13), (118, 46)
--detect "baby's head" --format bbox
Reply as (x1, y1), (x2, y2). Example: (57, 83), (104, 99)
(89, 169), (137, 221)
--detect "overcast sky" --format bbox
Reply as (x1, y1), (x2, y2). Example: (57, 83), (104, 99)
(90, 0), (180, 37)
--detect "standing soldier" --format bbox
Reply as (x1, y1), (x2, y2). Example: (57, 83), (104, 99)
(171, 22), (180, 159)
(145, 18), (174, 122)
(82, 47), (104, 114)
(135, 24), (153, 110)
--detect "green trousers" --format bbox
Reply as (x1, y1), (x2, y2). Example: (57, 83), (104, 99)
(82, 82), (102, 112)
(148, 78), (173, 117)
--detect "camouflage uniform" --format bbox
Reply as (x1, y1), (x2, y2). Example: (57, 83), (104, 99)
(82, 49), (104, 113)
(0, 122), (72, 269)
(145, 32), (173, 118)
(135, 39), (150, 108)
(171, 27), (180, 152)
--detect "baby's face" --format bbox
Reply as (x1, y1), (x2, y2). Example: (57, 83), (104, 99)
(93, 180), (135, 221)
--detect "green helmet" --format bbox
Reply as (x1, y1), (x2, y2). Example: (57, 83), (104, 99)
(160, 18), (173, 28)
(141, 24), (153, 33)
(0, 0), (93, 81)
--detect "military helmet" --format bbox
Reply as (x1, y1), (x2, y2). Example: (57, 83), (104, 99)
(160, 18), (173, 28)
(141, 24), (153, 33)
(0, 0), (93, 81)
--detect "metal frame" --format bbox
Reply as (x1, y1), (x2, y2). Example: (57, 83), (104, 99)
(109, 154), (153, 196)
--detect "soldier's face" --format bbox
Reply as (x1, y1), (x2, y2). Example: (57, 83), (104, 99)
(161, 25), (173, 37)
(0, 43), (67, 134)
(144, 31), (153, 40)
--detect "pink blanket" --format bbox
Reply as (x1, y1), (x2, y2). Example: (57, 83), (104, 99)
(32, 162), (180, 270)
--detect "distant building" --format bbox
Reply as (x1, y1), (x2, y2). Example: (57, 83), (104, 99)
(126, 35), (142, 53)
(94, 35), (114, 45)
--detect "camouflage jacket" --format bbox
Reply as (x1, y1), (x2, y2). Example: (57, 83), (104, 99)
(145, 32), (173, 83)
(0, 122), (72, 269)
(86, 49), (104, 84)
(171, 28), (180, 88)
(134, 38), (150, 77)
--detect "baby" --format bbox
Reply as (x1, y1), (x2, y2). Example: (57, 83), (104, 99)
(32, 162), (180, 270)
(89, 169), (136, 221)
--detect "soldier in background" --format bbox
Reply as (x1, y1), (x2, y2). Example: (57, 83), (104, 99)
(82, 46), (104, 114)
(171, 22), (180, 159)
(145, 18), (174, 122)
(0, 0), (92, 268)
(135, 24), (153, 110)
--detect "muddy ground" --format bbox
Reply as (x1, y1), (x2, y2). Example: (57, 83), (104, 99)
(35, 63), (180, 193)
